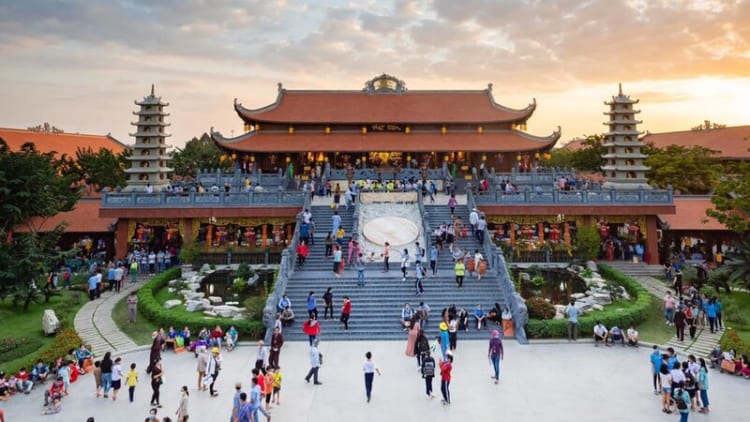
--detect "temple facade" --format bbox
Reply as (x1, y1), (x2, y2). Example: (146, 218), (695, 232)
(211, 74), (561, 178)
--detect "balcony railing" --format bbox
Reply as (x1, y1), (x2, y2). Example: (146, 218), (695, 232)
(474, 186), (673, 205)
(101, 191), (305, 208)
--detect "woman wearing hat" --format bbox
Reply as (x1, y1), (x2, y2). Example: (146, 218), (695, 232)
(205, 347), (222, 397)
(488, 330), (504, 384)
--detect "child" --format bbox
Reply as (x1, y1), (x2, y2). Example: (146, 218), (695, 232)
(126, 363), (138, 402)
(264, 366), (274, 411)
(58, 361), (71, 395)
(439, 353), (453, 406)
(272, 366), (282, 406)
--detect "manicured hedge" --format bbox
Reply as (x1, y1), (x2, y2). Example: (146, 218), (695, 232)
(137, 268), (265, 339)
(525, 264), (652, 338)
(3, 329), (84, 376)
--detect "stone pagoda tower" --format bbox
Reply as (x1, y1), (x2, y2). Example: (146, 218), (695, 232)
(124, 84), (173, 192)
(602, 84), (650, 189)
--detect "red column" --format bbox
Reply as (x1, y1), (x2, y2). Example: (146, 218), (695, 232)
(114, 219), (130, 260)
(645, 215), (659, 265)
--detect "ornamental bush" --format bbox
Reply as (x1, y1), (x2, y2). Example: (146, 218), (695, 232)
(525, 264), (651, 338)
(138, 268), (265, 340)
(0, 337), (44, 362)
(526, 297), (556, 320)
(4, 328), (83, 377)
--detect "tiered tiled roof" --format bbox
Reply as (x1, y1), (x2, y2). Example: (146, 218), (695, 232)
(658, 196), (726, 231)
(15, 198), (114, 233)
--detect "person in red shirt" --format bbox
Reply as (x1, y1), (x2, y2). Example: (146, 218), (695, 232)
(44, 376), (65, 406)
(341, 296), (352, 332)
(15, 367), (33, 394)
(210, 325), (224, 349)
(296, 241), (309, 268)
(439, 353), (453, 405)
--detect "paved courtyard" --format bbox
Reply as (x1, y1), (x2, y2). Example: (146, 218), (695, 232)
(4, 339), (749, 422)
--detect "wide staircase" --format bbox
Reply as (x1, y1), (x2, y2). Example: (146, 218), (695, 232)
(280, 202), (509, 341)
(602, 260), (664, 278)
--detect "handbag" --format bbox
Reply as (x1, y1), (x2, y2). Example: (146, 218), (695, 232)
(202, 374), (213, 385)
(319, 353), (324, 366)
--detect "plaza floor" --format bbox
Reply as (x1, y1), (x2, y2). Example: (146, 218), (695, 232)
(4, 339), (749, 422)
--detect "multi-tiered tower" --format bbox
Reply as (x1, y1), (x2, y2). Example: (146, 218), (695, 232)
(602, 84), (650, 189)
(124, 85), (173, 192)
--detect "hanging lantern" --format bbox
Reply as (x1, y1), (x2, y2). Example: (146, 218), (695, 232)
(250, 154), (255, 162)
(243, 123), (251, 132)
(406, 155), (412, 163)
(288, 126), (295, 134)
(255, 123), (260, 132)
(535, 152), (540, 159)
(516, 154), (522, 161)
(441, 125), (447, 135)
(444, 155), (449, 162)
(317, 152), (324, 162)
(405, 126), (411, 134)
(285, 156), (291, 163)
(482, 154), (487, 161)
(325, 126), (331, 134)
(231, 153), (237, 160)
(477, 125), (483, 134)
(362, 126), (367, 135)
(219, 154), (226, 162)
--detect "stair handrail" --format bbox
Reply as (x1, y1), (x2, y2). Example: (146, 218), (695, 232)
(494, 251), (529, 344)
(262, 190), (309, 342)
(416, 189), (431, 250)
(466, 184), (494, 271)
(350, 189), (361, 239)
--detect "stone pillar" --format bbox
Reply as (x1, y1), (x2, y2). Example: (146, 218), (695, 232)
(645, 215), (659, 265)
(538, 222), (545, 242)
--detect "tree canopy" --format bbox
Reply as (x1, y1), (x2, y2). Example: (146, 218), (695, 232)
(0, 138), (81, 309)
(549, 134), (606, 172)
(643, 144), (722, 194)
(58, 146), (129, 191)
(170, 133), (230, 177)
(707, 161), (750, 234)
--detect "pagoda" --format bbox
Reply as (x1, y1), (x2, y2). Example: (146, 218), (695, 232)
(124, 84), (173, 192)
(602, 84), (650, 189)
(211, 74), (560, 175)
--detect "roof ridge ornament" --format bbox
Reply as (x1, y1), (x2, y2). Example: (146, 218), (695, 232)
(363, 73), (406, 94)
(487, 83), (493, 92)
(277, 82), (284, 92)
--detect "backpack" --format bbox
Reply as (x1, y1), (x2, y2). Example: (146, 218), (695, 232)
(674, 389), (688, 410)
(422, 358), (435, 378)
(685, 307), (693, 319)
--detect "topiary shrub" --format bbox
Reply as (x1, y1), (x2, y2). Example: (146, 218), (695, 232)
(0, 337), (44, 362)
(526, 297), (556, 320)
(720, 328), (750, 357)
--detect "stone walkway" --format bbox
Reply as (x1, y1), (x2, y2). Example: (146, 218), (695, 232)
(73, 280), (140, 356)
(630, 274), (723, 356)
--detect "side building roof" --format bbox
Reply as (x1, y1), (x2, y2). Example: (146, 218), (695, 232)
(0, 127), (128, 158)
(642, 125), (750, 160)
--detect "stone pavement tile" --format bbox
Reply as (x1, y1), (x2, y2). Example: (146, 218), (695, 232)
(3, 340), (750, 422)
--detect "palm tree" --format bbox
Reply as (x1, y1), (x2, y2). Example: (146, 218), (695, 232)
(725, 239), (750, 291)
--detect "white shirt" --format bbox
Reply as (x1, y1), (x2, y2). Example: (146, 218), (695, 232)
(362, 360), (377, 374)
(594, 324), (607, 337)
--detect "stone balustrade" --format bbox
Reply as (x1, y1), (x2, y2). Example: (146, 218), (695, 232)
(101, 191), (305, 208)
(474, 187), (673, 205)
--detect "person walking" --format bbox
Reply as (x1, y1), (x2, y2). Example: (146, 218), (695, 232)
(333, 245), (343, 278)
(674, 306), (687, 342)
(488, 330), (504, 384)
(341, 296), (352, 332)
(698, 358), (710, 413)
(196, 348), (208, 391)
(126, 363), (138, 403)
(429, 245), (438, 276)
(565, 301), (580, 341)
(307, 291), (318, 319)
(421, 351), (436, 399)
(206, 347), (222, 397)
(175, 385), (189, 422)
(111, 357), (123, 401)
(354, 253), (366, 287)
(149, 359), (163, 408)
(269, 327), (284, 369)
(322, 287), (334, 320)
(400, 249), (410, 281)
(305, 339), (323, 385)
(439, 353), (453, 406)
(454, 259), (465, 288)
(650, 345), (663, 395)
(100, 352), (113, 398)
(254, 341), (267, 371)
(362, 351), (382, 403)
(303, 315), (321, 345)
(415, 262), (425, 296)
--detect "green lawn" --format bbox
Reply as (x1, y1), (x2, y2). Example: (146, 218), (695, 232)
(716, 290), (750, 344)
(111, 294), (158, 346)
(0, 289), (85, 373)
(636, 294), (675, 344)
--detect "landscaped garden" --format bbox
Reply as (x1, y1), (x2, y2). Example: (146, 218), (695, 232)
(114, 264), (274, 345)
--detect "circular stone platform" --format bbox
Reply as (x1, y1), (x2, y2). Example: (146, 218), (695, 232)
(362, 216), (419, 246)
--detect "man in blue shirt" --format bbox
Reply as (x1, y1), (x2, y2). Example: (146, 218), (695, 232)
(107, 266), (116, 292)
(565, 301), (580, 341)
(650, 346), (662, 395)
(429, 245), (439, 276)
(474, 305), (487, 330)
(236, 391), (252, 422)
(277, 294), (291, 313)
(87, 273), (98, 301)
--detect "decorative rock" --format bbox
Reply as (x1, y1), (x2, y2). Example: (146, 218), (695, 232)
(42, 309), (60, 335)
(585, 261), (598, 272)
(203, 310), (218, 317)
(187, 283), (201, 292)
(592, 304), (604, 311)
(167, 288), (175, 293)
(164, 299), (182, 309)
(591, 292), (612, 305)
(570, 293), (586, 300)
(247, 274), (260, 287)
(186, 300), (205, 312)
(168, 279), (181, 286)
(213, 305), (241, 318)
(232, 314), (245, 321)
(208, 296), (223, 305)
(183, 291), (204, 301)
(200, 264), (212, 273)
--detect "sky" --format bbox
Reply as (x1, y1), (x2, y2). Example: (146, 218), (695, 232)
(1, 0), (749, 149)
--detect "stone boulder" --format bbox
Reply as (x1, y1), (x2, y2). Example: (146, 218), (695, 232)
(213, 305), (242, 318)
(591, 292), (612, 305)
(208, 296), (223, 305)
(592, 304), (604, 311)
(183, 291), (204, 301)
(570, 292), (586, 300)
(585, 261), (598, 272)
(200, 298), (212, 309)
(42, 309), (60, 335)
(164, 299), (182, 309)
(186, 299), (205, 312)
(203, 310), (218, 317)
